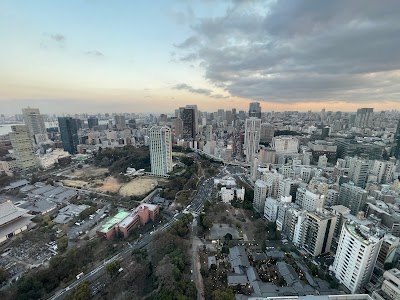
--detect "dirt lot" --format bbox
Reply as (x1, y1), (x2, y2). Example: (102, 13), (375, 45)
(65, 166), (108, 179)
(119, 177), (159, 197)
(95, 177), (122, 193)
(62, 179), (90, 188)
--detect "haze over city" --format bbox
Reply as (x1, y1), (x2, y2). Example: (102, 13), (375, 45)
(1, 0), (400, 114)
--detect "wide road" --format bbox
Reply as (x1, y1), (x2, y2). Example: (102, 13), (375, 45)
(187, 177), (214, 214)
(48, 213), (185, 300)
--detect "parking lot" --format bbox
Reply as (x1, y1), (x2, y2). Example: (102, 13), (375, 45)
(68, 206), (110, 240)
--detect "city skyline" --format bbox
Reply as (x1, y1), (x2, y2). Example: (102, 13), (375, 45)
(2, 1), (400, 114)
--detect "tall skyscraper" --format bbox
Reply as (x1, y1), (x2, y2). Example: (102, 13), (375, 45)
(88, 117), (99, 129)
(338, 182), (368, 216)
(9, 125), (38, 173)
(180, 107), (197, 140)
(354, 108), (374, 128)
(22, 107), (46, 136)
(149, 126), (172, 176)
(244, 117), (261, 163)
(394, 120), (400, 159)
(114, 115), (126, 130)
(172, 117), (183, 139)
(58, 117), (79, 154)
(332, 221), (382, 293)
(249, 102), (261, 118)
(260, 123), (274, 143)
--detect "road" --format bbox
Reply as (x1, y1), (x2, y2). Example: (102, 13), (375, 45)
(48, 213), (186, 300)
(48, 172), (215, 300)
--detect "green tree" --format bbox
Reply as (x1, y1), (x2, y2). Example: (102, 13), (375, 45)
(0, 268), (8, 283)
(57, 236), (68, 252)
(106, 260), (121, 278)
(66, 281), (91, 300)
(212, 288), (235, 300)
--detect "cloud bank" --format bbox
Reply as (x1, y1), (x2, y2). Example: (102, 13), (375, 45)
(175, 0), (400, 104)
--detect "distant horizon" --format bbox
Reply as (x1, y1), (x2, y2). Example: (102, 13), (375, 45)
(2, 1), (400, 114)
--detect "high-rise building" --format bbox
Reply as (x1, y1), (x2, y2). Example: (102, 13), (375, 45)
(205, 125), (213, 141)
(354, 108), (374, 128)
(349, 158), (369, 188)
(9, 125), (38, 173)
(22, 107), (46, 136)
(253, 179), (267, 213)
(394, 120), (400, 159)
(296, 188), (325, 212)
(180, 107), (197, 140)
(371, 160), (395, 184)
(88, 117), (99, 129)
(244, 117), (261, 163)
(149, 126), (172, 176)
(260, 123), (274, 143)
(172, 117), (183, 139)
(114, 115), (126, 130)
(58, 117), (79, 154)
(278, 178), (300, 201)
(301, 210), (336, 257)
(338, 182), (368, 216)
(332, 221), (382, 293)
(249, 102), (261, 118)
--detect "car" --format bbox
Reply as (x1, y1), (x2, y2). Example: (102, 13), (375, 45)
(75, 222), (81, 226)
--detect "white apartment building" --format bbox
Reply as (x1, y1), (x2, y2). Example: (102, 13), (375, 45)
(262, 171), (282, 198)
(318, 154), (328, 168)
(9, 125), (38, 173)
(371, 160), (395, 184)
(349, 158), (369, 188)
(271, 136), (299, 154)
(149, 126), (172, 176)
(264, 197), (279, 222)
(372, 268), (400, 300)
(22, 107), (46, 136)
(244, 118), (261, 163)
(296, 188), (325, 212)
(253, 179), (267, 213)
(332, 221), (383, 293)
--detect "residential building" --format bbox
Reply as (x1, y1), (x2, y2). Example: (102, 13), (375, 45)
(22, 107), (46, 136)
(296, 188), (325, 212)
(371, 160), (395, 184)
(244, 117), (261, 163)
(349, 158), (369, 188)
(300, 210), (336, 257)
(354, 108), (374, 128)
(253, 179), (267, 213)
(58, 117), (79, 154)
(326, 189), (339, 207)
(114, 115), (126, 130)
(264, 197), (279, 222)
(278, 178), (300, 202)
(338, 182), (368, 216)
(318, 154), (328, 168)
(9, 125), (38, 173)
(172, 117), (183, 139)
(375, 234), (399, 271)
(372, 268), (400, 300)
(332, 221), (383, 293)
(149, 126), (172, 176)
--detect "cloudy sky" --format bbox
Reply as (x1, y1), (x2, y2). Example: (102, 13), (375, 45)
(1, 0), (400, 114)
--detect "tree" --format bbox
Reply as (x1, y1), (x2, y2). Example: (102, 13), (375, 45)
(212, 288), (235, 300)
(0, 268), (8, 283)
(57, 236), (68, 252)
(66, 281), (91, 300)
(106, 260), (121, 278)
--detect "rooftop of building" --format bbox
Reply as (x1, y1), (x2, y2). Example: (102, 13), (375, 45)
(98, 210), (130, 233)
(345, 221), (381, 245)
(0, 201), (29, 226)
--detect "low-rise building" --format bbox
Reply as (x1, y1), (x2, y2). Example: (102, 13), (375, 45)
(0, 201), (33, 244)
